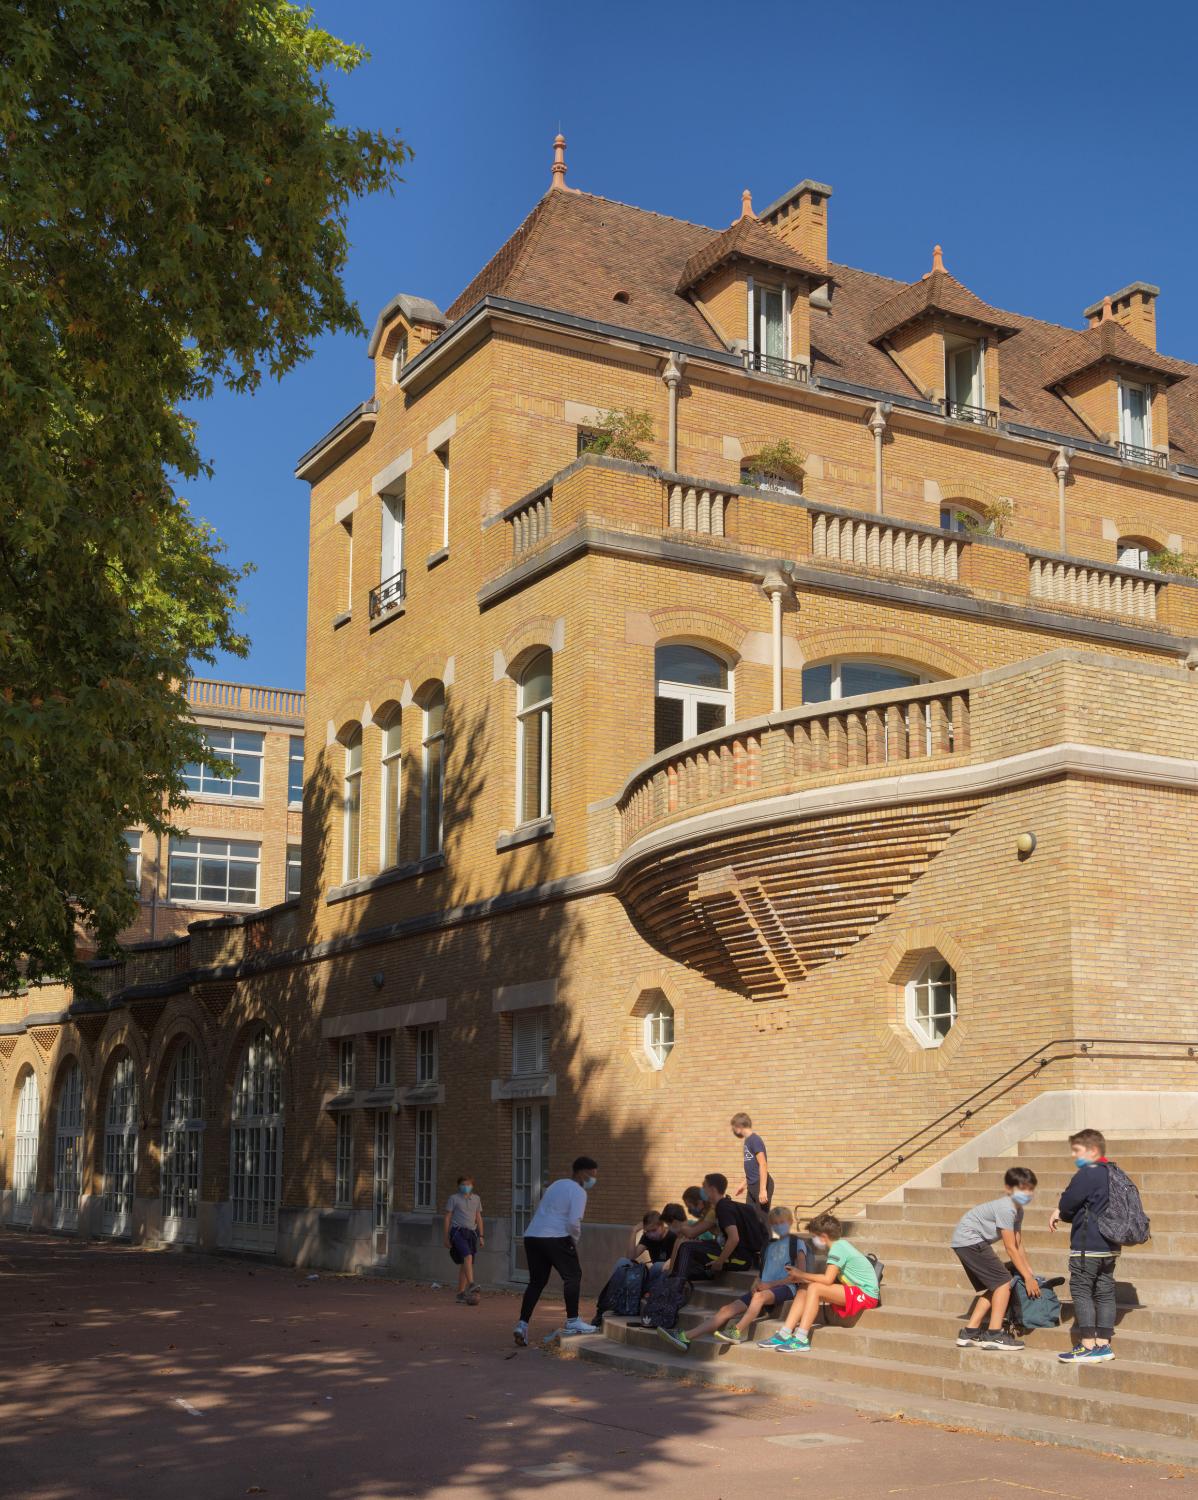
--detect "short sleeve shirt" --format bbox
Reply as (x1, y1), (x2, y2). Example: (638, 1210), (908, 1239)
(743, 1132), (768, 1190)
(715, 1196), (769, 1257)
(445, 1191), (482, 1231)
(950, 1195), (1022, 1249)
(828, 1238), (879, 1297)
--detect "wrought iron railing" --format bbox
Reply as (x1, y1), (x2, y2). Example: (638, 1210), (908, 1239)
(944, 399), (998, 428)
(1118, 440), (1168, 470)
(368, 568), (407, 619)
(743, 349), (810, 383)
(794, 1037), (1198, 1211)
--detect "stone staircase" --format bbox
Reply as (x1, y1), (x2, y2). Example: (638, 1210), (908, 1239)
(577, 1137), (1198, 1466)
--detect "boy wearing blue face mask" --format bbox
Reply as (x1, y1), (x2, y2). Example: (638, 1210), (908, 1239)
(514, 1155), (600, 1346)
(1049, 1128), (1119, 1363)
(950, 1167), (1041, 1351)
(444, 1174), (485, 1304)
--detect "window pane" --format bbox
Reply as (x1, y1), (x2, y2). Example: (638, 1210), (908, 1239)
(654, 695), (685, 754)
(422, 738), (443, 856)
(655, 644), (726, 690)
(286, 846), (301, 901)
(288, 737), (304, 805)
(519, 651), (553, 709)
(801, 664), (834, 703)
(761, 288), (784, 357)
(519, 709), (547, 822)
(839, 663), (920, 698)
(695, 700), (726, 738)
(424, 691), (444, 738)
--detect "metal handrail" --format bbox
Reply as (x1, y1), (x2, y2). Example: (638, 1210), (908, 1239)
(944, 399), (998, 428)
(1118, 440), (1168, 470)
(743, 349), (809, 383)
(369, 568), (407, 619)
(794, 1036), (1198, 1212)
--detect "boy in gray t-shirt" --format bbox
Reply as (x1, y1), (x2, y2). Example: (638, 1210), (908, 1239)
(949, 1167), (1041, 1351)
(444, 1175), (484, 1304)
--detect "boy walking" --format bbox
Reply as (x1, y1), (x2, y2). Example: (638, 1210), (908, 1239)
(513, 1156), (600, 1347)
(443, 1173), (484, 1304)
(758, 1212), (879, 1352)
(731, 1113), (773, 1212)
(950, 1166), (1041, 1350)
(1049, 1129), (1120, 1363)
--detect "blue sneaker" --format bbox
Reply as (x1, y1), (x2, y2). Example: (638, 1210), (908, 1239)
(778, 1333), (811, 1354)
(1059, 1343), (1114, 1363)
(757, 1329), (795, 1349)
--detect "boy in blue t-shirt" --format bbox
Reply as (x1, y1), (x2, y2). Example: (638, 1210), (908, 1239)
(731, 1112), (774, 1211)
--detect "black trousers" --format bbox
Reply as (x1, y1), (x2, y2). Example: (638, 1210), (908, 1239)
(520, 1235), (581, 1322)
(1070, 1255), (1117, 1341)
(673, 1239), (755, 1281)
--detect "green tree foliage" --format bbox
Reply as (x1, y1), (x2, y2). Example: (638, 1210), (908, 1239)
(751, 437), (805, 480)
(1146, 548), (1198, 578)
(586, 407), (655, 463)
(0, 3), (410, 987)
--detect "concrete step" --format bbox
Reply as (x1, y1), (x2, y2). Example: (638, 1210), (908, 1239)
(865, 1200), (1198, 1233)
(903, 1184), (1198, 1212)
(873, 1279), (1198, 1333)
(601, 1320), (1198, 1439)
(857, 1220), (1195, 1254)
(979, 1152), (1198, 1176)
(874, 1258), (1198, 1308)
(574, 1338), (1198, 1468)
(1018, 1138), (1198, 1157)
(859, 1239), (1186, 1275)
(939, 1168), (1196, 1192)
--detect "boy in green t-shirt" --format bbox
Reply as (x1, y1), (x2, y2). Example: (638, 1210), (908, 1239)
(758, 1211), (880, 1352)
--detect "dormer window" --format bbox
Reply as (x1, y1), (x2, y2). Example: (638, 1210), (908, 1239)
(1119, 380), (1152, 454)
(750, 283), (786, 372)
(945, 337), (985, 421)
(391, 332), (408, 384)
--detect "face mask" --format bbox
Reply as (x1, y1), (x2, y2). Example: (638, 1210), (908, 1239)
(1074, 1156), (1096, 1169)
(1012, 1190), (1034, 1206)
(811, 1236), (828, 1251)
(459, 1185), (473, 1196)
(582, 1177), (597, 1192)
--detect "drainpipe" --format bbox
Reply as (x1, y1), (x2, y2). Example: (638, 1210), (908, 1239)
(1052, 446), (1072, 552)
(867, 403), (890, 514)
(761, 570), (790, 712)
(150, 831), (162, 940)
(662, 352), (687, 472)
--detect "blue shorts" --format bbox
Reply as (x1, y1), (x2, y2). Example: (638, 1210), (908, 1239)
(449, 1227), (478, 1264)
(736, 1280), (798, 1308)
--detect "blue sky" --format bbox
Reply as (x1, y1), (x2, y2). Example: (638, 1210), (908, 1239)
(191, 0), (1198, 689)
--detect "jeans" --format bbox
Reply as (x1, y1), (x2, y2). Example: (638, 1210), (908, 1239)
(520, 1235), (581, 1322)
(1070, 1255), (1117, 1341)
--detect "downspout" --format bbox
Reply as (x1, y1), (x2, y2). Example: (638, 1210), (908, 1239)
(662, 352), (687, 471)
(1052, 446), (1072, 553)
(150, 831), (162, 940)
(867, 403), (890, 515)
(761, 570), (790, 713)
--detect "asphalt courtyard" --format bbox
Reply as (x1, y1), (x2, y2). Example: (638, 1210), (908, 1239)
(0, 1232), (1194, 1500)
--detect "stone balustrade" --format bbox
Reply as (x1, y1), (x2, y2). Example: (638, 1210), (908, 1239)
(1028, 554), (1159, 621)
(505, 486), (553, 558)
(811, 509), (963, 582)
(187, 678), (305, 719)
(663, 480), (735, 537)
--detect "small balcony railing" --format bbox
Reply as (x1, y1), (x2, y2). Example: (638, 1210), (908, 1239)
(743, 349), (809, 383)
(944, 399), (998, 428)
(1118, 440), (1168, 470)
(368, 568), (407, 619)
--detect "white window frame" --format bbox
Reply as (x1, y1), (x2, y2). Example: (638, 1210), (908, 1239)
(516, 652), (552, 825)
(512, 1010), (549, 1077)
(1117, 539), (1157, 571)
(12, 1070), (40, 1225)
(334, 1113), (353, 1208)
(420, 690), (445, 858)
(1119, 379), (1152, 449)
(338, 1038), (355, 1093)
(436, 444), (450, 550)
(161, 1041), (204, 1242)
(102, 1055), (139, 1236)
(343, 731), (363, 882)
(655, 647), (734, 744)
(374, 1110), (393, 1230)
(229, 1031), (283, 1252)
(939, 505), (985, 534)
(167, 836), (260, 907)
(905, 959), (958, 1048)
(415, 1026), (438, 1086)
(376, 1034), (394, 1087)
(945, 338), (985, 412)
(643, 1002), (675, 1070)
(288, 736), (304, 809)
(748, 278), (787, 360)
(380, 485), (406, 585)
(182, 728), (265, 800)
(123, 830), (142, 891)
(803, 659), (928, 702)
(414, 1108), (437, 1211)
(380, 716), (402, 869)
(391, 331), (408, 384)
(54, 1063), (84, 1230)
(286, 844), (302, 902)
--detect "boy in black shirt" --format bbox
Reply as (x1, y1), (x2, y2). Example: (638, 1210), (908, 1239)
(669, 1173), (768, 1281)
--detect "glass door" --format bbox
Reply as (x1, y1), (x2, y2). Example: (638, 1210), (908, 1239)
(509, 1102), (550, 1281)
(754, 285), (785, 367)
(1120, 382), (1150, 448)
(373, 1110), (393, 1260)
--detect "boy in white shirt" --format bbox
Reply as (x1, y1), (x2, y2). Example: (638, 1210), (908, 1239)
(513, 1155), (600, 1346)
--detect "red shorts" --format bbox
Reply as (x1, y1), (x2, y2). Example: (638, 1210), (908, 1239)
(834, 1283), (880, 1319)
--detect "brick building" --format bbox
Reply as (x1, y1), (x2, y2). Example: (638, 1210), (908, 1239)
(4, 143), (1198, 1288)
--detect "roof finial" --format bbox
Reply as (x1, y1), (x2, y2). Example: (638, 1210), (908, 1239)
(740, 187), (754, 220)
(932, 243), (945, 273)
(551, 132), (567, 191)
(1101, 294), (1113, 322)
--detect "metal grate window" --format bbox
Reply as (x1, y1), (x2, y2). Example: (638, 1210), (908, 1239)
(376, 1034), (393, 1087)
(512, 1010), (548, 1076)
(161, 1042), (203, 1240)
(374, 1112), (392, 1230)
(230, 1031), (283, 1250)
(414, 1108), (436, 1210)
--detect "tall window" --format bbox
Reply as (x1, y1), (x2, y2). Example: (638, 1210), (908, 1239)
(339, 513), (354, 612)
(420, 687), (445, 858)
(161, 1041), (203, 1242)
(338, 1038), (355, 1092)
(229, 1030), (283, 1251)
(415, 1026), (438, 1085)
(654, 644), (732, 753)
(512, 1010), (548, 1076)
(802, 660), (924, 703)
(414, 1108), (436, 1210)
(751, 283), (785, 361)
(376, 1034), (394, 1087)
(1120, 380), (1151, 450)
(374, 1112), (393, 1230)
(945, 339), (984, 415)
(1117, 538), (1158, 571)
(380, 714), (403, 867)
(906, 959), (958, 1047)
(54, 1063), (84, 1230)
(288, 736), (304, 808)
(123, 830), (142, 891)
(391, 331), (408, 383)
(12, 1070), (40, 1225)
(286, 844), (302, 902)
(334, 1114), (353, 1207)
(168, 837), (260, 906)
(102, 1055), (138, 1236)
(516, 651), (552, 824)
(380, 486), (405, 581)
(183, 729), (264, 799)
(435, 445), (450, 550)
(343, 729), (363, 882)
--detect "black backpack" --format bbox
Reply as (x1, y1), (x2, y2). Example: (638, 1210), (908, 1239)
(1097, 1164), (1151, 1247)
(639, 1274), (692, 1330)
(595, 1260), (648, 1319)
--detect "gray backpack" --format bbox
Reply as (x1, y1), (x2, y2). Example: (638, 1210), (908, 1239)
(1097, 1164), (1150, 1247)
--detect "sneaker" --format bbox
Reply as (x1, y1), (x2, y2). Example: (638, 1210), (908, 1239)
(956, 1327), (983, 1347)
(562, 1317), (599, 1336)
(455, 1292), (467, 1304)
(1059, 1343), (1115, 1363)
(513, 1321), (529, 1347)
(656, 1326), (690, 1352)
(757, 1328), (796, 1349)
(779, 1333), (811, 1354)
(712, 1326), (744, 1344)
(978, 1329), (1025, 1351)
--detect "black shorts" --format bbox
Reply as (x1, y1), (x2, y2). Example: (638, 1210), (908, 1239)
(953, 1242), (1012, 1293)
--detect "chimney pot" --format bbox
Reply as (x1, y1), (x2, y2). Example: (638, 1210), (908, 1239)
(759, 178), (832, 270)
(1083, 281), (1160, 349)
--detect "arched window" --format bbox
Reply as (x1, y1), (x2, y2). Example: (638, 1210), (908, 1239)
(230, 1031), (283, 1252)
(162, 1042), (204, 1244)
(654, 644), (732, 753)
(420, 686), (445, 858)
(939, 504), (985, 534)
(102, 1055), (138, 1236)
(53, 1063), (84, 1230)
(644, 996), (675, 1069)
(516, 651), (552, 824)
(906, 959), (957, 1047)
(1117, 537), (1159, 572)
(342, 727), (363, 882)
(379, 712), (403, 869)
(12, 1070), (40, 1226)
(802, 659), (925, 704)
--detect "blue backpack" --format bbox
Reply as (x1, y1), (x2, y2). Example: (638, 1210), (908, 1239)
(760, 1233), (806, 1284)
(1011, 1274), (1062, 1331)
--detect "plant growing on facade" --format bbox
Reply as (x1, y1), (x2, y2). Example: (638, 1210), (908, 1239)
(957, 498), (1015, 538)
(585, 407), (655, 463)
(1146, 548), (1198, 578)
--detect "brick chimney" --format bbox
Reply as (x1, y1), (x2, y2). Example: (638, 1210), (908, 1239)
(760, 179), (833, 270)
(1084, 281), (1159, 350)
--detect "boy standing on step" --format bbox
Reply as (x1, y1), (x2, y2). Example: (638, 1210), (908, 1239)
(950, 1166), (1041, 1351)
(731, 1113), (774, 1214)
(1049, 1129), (1120, 1363)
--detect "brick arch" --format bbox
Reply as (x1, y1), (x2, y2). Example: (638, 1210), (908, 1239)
(938, 481), (1000, 512)
(1113, 521), (1166, 551)
(500, 614), (563, 671)
(6, 1043), (50, 1195)
(795, 626), (981, 681)
(213, 1002), (294, 1126)
(645, 606), (747, 662)
(145, 1002), (214, 1128)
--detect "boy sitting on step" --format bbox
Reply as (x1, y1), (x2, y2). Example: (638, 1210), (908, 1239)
(758, 1212), (880, 1353)
(657, 1206), (808, 1353)
(950, 1166), (1041, 1351)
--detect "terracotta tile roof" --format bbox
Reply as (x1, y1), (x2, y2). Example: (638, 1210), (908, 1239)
(676, 212), (829, 293)
(865, 268), (1020, 345)
(1041, 316), (1185, 389)
(437, 189), (1198, 464)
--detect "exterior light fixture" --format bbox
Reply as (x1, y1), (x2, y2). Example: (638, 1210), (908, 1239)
(372, 971), (386, 989)
(1016, 832), (1037, 859)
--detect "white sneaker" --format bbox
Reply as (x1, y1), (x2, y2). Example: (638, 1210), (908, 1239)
(562, 1317), (599, 1336)
(513, 1321), (529, 1347)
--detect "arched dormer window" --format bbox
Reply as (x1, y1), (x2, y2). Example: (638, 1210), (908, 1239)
(654, 644), (732, 753)
(1116, 537), (1160, 572)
